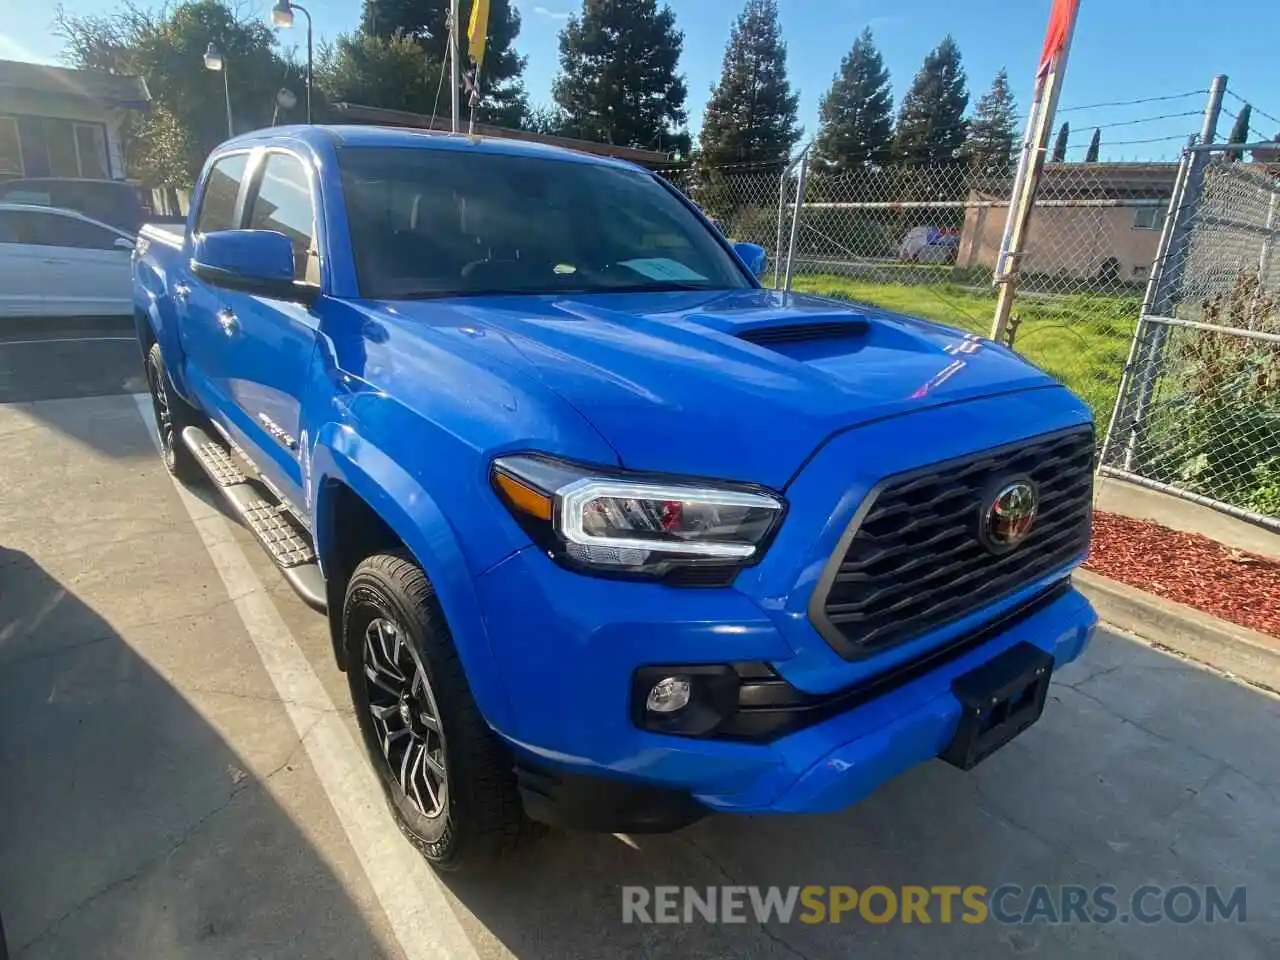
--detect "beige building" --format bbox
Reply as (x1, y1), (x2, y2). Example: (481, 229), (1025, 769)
(0, 59), (149, 182)
(956, 163), (1179, 283)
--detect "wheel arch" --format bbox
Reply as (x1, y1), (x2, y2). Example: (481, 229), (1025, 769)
(310, 426), (514, 734)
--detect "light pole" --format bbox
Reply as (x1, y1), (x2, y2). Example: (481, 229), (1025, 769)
(272, 87), (298, 126)
(271, 0), (313, 124)
(203, 42), (233, 139)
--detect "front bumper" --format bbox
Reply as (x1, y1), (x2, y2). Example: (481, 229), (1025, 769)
(477, 543), (1097, 829)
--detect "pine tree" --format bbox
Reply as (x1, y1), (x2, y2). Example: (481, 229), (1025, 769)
(963, 68), (1017, 174)
(359, 0), (528, 127)
(553, 0), (689, 151)
(892, 35), (969, 163)
(1226, 104), (1251, 161)
(1084, 127), (1101, 162)
(1051, 121), (1069, 162)
(316, 32), (441, 116)
(697, 0), (800, 168)
(813, 27), (893, 172)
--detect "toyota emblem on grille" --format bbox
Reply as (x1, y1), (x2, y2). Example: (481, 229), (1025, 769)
(981, 479), (1038, 552)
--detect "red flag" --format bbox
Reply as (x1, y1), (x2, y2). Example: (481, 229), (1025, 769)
(1038, 0), (1080, 76)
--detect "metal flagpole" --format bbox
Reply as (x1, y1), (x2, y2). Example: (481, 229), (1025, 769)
(449, 0), (461, 133)
(989, 0), (1081, 346)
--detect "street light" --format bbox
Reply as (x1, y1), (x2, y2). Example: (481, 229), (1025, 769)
(203, 42), (233, 139)
(272, 87), (298, 126)
(271, 0), (313, 124)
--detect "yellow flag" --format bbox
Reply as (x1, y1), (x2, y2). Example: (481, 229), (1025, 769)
(467, 0), (491, 69)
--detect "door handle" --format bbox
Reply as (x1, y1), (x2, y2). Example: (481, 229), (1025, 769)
(216, 309), (239, 336)
(41, 258), (71, 265)
(173, 282), (190, 300)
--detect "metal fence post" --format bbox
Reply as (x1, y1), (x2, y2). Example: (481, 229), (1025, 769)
(1098, 149), (1193, 468)
(1114, 76), (1226, 470)
(1257, 188), (1279, 288)
(773, 163), (789, 289)
(783, 147), (810, 292)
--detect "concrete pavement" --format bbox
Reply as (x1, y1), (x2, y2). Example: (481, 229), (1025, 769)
(1, 325), (1277, 958)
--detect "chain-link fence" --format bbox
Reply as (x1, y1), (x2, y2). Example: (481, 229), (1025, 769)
(669, 157), (1165, 432)
(1100, 148), (1280, 528)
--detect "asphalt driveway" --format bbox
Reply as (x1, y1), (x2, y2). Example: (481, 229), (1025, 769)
(1, 320), (1277, 959)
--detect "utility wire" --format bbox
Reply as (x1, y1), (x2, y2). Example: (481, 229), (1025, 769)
(1086, 110), (1201, 132)
(1058, 90), (1206, 114)
(1225, 90), (1280, 132)
(1063, 133), (1190, 150)
(1220, 107), (1272, 144)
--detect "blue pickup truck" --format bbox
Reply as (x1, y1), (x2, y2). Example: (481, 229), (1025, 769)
(134, 126), (1097, 871)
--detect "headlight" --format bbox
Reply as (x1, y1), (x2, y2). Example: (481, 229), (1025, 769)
(490, 455), (785, 581)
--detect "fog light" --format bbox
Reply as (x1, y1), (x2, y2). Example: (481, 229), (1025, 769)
(645, 676), (692, 714)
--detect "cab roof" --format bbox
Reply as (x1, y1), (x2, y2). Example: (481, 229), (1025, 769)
(223, 124), (642, 172)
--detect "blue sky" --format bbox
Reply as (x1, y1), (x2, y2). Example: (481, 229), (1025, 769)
(3, 0), (1278, 161)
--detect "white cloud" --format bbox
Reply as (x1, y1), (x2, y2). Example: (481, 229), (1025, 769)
(531, 5), (571, 21)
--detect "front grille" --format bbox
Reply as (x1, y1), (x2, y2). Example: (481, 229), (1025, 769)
(812, 426), (1094, 660)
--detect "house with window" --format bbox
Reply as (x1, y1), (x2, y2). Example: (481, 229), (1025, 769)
(955, 163), (1180, 283)
(0, 58), (149, 182)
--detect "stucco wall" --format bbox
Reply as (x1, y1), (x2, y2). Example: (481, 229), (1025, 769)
(959, 201), (1165, 281)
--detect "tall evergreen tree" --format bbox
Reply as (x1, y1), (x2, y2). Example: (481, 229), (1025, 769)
(697, 0), (800, 168)
(1226, 104), (1252, 161)
(892, 35), (968, 163)
(1051, 121), (1069, 162)
(963, 68), (1017, 174)
(359, 0), (528, 127)
(1084, 127), (1101, 162)
(316, 32), (441, 116)
(813, 27), (893, 171)
(553, 0), (689, 151)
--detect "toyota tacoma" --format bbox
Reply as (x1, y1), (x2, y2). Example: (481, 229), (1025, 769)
(133, 126), (1097, 871)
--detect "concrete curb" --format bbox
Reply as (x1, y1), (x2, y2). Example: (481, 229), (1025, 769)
(1073, 569), (1280, 690)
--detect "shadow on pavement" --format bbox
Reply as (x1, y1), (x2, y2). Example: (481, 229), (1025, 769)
(0, 547), (395, 959)
(0, 321), (147, 454)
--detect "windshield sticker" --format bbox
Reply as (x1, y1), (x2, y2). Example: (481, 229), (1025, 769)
(618, 258), (708, 282)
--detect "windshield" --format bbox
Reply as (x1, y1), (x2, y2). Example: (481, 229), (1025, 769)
(337, 146), (752, 299)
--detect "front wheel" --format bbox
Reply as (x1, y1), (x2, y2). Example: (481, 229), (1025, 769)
(343, 550), (530, 871)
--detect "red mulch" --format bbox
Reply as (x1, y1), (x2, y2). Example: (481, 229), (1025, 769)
(1084, 511), (1280, 638)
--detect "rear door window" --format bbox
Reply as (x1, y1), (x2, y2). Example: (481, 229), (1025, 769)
(0, 209), (122, 249)
(196, 153), (250, 234)
(35, 211), (125, 250)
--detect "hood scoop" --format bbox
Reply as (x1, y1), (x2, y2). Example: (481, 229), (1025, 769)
(736, 318), (870, 347)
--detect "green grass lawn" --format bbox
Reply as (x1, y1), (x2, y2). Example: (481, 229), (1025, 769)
(790, 274), (1140, 434)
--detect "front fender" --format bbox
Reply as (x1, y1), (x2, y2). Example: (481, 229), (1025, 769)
(310, 423), (513, 735)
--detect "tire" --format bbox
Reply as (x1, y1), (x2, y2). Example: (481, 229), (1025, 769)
(145, 342), (203, 484)
(343, 550), (529, 871)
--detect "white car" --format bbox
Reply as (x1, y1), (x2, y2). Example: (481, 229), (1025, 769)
(0, 202), (135, 317)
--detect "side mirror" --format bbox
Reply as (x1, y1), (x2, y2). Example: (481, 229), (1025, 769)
(113, 236), (135, 250)
(190, 229), (316, 304)
(733, 241), (768, 278)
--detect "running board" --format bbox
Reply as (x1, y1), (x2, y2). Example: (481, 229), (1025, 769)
(182, 425), (326, 612)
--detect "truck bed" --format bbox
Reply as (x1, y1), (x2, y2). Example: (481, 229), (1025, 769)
(140, 222), (184, 248)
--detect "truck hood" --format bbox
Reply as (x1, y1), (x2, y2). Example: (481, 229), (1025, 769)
(382, 288), (1059, 489)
